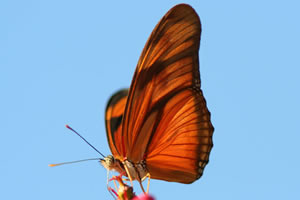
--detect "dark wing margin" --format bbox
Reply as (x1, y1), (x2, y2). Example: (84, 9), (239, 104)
(105, 89), (128, 158)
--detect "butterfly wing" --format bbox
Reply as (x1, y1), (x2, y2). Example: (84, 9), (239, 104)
(105, 89), (128, 159)
(145, 89), (213, 183)
(121, 4), (214, 183)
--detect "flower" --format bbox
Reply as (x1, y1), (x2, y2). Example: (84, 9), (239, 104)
(132, 194), (155, 200)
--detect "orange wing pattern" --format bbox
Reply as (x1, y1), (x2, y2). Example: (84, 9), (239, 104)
(146, 88), (213, 183)
(107, 4), (214, 184)
(105, 89), (128, 159)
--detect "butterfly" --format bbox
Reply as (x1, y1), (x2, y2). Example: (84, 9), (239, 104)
(101, 4), (214, 193)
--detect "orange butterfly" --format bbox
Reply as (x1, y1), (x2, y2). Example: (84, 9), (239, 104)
(102, 4), (214, 193)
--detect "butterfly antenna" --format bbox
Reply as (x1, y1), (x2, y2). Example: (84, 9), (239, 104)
(49, 158), (100, 167)
(65, 124), (105, 158)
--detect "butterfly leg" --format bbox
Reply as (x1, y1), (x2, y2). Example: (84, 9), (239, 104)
(137, 179), (146, 194)
(123, 159), (146, 193)
(146, 174), (151, 194)
(141, 173), (151, 193)
(123, 164), (134, 187)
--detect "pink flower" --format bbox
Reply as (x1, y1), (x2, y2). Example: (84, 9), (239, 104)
(132, 194), (155, 200)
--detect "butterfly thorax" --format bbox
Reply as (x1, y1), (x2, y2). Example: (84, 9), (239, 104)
(101, 155), (148, 181)
(123, 159), (148, 181)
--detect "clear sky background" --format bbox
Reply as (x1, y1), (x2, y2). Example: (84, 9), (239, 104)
(1, 0), (299, 199)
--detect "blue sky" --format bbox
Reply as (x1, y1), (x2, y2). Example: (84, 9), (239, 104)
(1, 0), (299, 199)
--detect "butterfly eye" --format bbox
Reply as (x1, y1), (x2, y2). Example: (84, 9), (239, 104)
(106, 155), (115, 164)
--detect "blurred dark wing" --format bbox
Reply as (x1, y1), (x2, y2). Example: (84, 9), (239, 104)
(105, 89), (128, 159)
(120, 3), (214, 183)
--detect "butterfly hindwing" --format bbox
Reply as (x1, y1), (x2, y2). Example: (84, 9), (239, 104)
(145, 88), (213, 183)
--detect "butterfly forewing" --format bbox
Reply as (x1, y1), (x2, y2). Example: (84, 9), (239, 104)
(105, 89), (128, 159)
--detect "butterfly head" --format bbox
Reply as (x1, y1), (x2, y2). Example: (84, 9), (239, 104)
(100, 155), (125, 174)
(100, 155), (115, 170)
